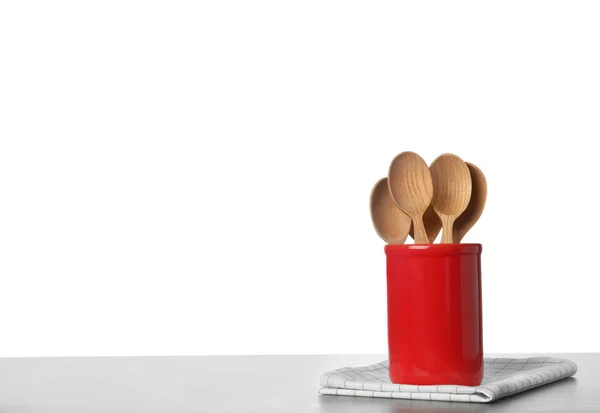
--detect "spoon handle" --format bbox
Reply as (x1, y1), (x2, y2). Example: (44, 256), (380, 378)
(411, 214), (429, 244)
(440, 215), (456, 244)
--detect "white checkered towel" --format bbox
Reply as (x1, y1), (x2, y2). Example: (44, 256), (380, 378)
(319, 357), (577, 403)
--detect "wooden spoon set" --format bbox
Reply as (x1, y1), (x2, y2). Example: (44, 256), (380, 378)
(370, 152), (487, 244)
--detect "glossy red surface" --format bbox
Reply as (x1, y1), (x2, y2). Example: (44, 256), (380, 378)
(385, 244), (483, 386)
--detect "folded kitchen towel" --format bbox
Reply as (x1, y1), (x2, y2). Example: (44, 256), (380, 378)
(319, 357), (577, 403)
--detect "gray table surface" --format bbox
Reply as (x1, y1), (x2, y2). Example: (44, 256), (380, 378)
(0, 354), (596, 412)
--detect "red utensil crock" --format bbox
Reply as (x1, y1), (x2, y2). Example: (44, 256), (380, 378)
(385, 243), (483, 386)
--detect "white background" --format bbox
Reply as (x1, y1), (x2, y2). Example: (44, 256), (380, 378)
(1, 1), (599, 357)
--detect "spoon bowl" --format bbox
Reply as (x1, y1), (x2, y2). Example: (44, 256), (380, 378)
(454, 162), (487, 242)
(370, 177), (412, 244)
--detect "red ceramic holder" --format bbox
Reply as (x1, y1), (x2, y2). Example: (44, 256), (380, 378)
(385, 243), (483, 386)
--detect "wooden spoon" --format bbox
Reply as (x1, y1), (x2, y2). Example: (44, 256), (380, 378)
(388, 152), (433, 244)
(429, 153), (472, 243)
(370, 178), (412, 244)
(453, 162), (487, 242)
